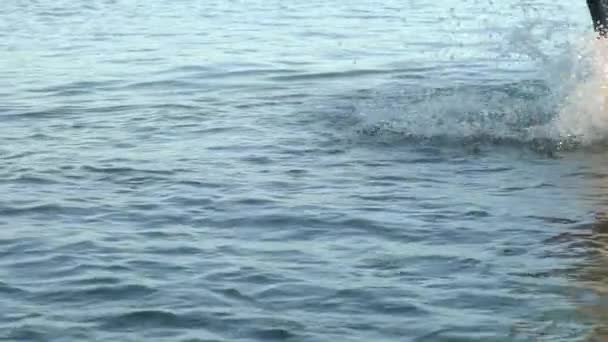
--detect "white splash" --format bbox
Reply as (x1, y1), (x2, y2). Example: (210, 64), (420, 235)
(554, 34), (608, 145)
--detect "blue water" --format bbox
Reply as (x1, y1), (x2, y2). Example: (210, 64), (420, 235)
(3, 0), (608, 341)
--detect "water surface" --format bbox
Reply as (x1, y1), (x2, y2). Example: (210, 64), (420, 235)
(2, 0), (608, 341)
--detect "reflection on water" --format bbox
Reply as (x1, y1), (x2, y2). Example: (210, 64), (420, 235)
(558, 152), (608, 340)
(573, 215), (608, 340)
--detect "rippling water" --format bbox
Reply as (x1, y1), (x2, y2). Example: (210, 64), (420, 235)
(4, 0), (608, 341)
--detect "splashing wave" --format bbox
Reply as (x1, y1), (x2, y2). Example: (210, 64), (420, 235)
(350, 33), (608, 153)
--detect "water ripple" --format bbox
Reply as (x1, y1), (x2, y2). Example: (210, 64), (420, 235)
(0, 0), (601, 340)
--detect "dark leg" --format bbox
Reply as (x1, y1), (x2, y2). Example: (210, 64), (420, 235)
(588, 0), (608, 36)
